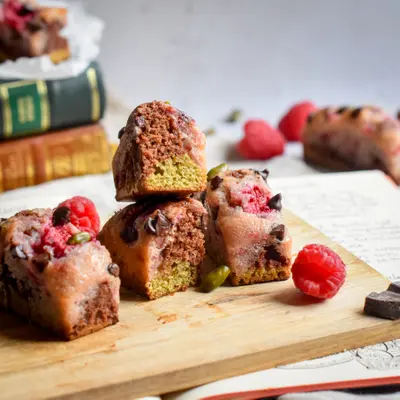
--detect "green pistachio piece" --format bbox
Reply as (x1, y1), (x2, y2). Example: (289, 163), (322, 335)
(200, 265), (231, 293)
(67, 232), (91, 245)
(204, 127), (216, 136)
(207, 163), (228, 181)
(225, 109), (242, 123)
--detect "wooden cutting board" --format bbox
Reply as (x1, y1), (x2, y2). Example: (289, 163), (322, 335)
(0, 210), (399, 400)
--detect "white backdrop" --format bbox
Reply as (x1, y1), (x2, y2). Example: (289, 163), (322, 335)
(79, 0), (400, 132)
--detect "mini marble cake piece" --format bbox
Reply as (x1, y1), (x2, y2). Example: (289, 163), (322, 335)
(303, 106), (400, 184)
(98, 198), (207, 300)
(0, 199), (120, 341)
(113, 101), (207, 201)
(204, 168), (292, 286)
(0, 0), (70, 64)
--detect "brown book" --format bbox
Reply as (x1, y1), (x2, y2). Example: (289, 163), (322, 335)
(0, 124), (114, 193)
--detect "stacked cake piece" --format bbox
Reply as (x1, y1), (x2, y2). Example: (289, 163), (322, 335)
(99, 100), (293, 299)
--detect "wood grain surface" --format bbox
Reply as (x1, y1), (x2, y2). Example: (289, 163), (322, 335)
(0, 210), (398, 400)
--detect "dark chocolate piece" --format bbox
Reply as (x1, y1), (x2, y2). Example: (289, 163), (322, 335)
(388, 281), (400, 294)
(210, 176), (223, 191)
(307, 113), (315, 123)
(267, 193), (282, 211)
(264, 245), (285, 263)
(350, 107), (362, 118)
(11, 246), (26, 260)
(32, 253), (50, 272)
(107, 263), (120, 277)
(120, 225), (138, 243)
(336, 106), (348, 114)
(252, 168), (269, 182)
(18, 4), (35, 16)
(52, 206), (71, 227)
(270, 224), (285, 241)
(144, 212), (172, 236)
(364, 282), (400, 320)
(118, 127), (125, 139)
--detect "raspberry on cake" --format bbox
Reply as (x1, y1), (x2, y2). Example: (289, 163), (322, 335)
(113, 101), (207, 201)
(204, 168), (292, 286)
(0, 0), (70, 63)
(0, 197), (120, 340)
(303, 106), (400, 184)
(98, 198), (207, 300)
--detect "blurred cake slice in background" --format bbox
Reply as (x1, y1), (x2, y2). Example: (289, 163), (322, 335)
(0, 0), (70, 64)
(303, 106), (400, 184)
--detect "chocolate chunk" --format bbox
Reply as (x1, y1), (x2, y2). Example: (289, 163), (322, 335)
(270, 224), (285, 241)
(18, 4), (35, 16)
(364, 290), (400, 320)
(120, 225), (138, 243)
(27, 19), (44, 32)
(107, 263), (120, 277)
(336, 106), (348, 114)
(210, 176), (223, 191)
(350, 107), (362, 118)
(32, 253), (50, 272)
(267, 193), (282, 211)
(306, 113), (314, 124)
(144, 212), (172, 236)
(52, 206), (70, 227)
(388, 281), (400, 294)
(252, 168), (269, 181)
(264, 245), (285, 263)
(118, 127), (126, 139)
(11, 246), (26, 259)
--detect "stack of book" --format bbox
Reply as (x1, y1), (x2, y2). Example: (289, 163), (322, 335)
(0, 60), (113, 193)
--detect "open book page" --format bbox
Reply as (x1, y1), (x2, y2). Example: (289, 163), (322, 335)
(165, 170), (400, 400)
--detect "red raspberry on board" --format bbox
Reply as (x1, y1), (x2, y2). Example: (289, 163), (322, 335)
(237, 119), (285, 160)
(278, 101), (318, 142)
(291, 244), (346, 299)
(57, 196), (100, 237)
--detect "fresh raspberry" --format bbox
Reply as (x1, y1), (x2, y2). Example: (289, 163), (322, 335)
(38, 226), (71, 258)
(230, 184), (271, 215)
(291, 244), (346, 299)
(278, 101), (318, 142)
(57, 196), (100, 237)
(237, 119), (285, 160)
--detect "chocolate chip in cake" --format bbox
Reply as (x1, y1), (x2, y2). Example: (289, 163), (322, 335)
(252, 168), (269, 181)
(307, 112), (315, 124)
(267, 193), (282, 212)
(264, 245), (285, 263)
(32, 253), (50, 272)
(107, 263), (120, 277)
(336, 106), (348, 114)
(118, 127), (126, 139)
(350, 107), (363, 118)
(26, 19), (44, 32)
(18, 4), (35, 16)
(120, 225), (138, 243)
(270, 224), (285, 241)
(145, 212), (172, 236)
(52, 206), (71, 227)
(210, 176), (223, 191)
(11, 246), (27, 259)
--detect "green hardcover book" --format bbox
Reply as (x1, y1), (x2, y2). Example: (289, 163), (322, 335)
(0, 61), (106, 139)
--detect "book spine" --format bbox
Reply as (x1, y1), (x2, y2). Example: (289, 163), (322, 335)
(0, 126), (112, 193)
(0, 61), (106, 139)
